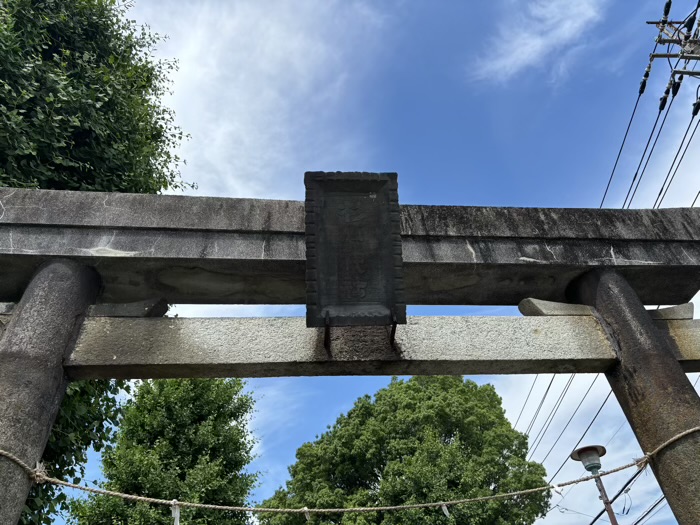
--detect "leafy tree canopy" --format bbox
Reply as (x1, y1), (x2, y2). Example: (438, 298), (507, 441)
(0, 0), (189, 192)
(261, 376), (549, 525)
(69, 379), (257, 525)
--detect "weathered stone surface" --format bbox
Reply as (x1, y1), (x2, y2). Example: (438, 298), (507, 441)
(0, 260), (98, 525)
(1, 188), (699, 305)
(64, 315), (700, 379)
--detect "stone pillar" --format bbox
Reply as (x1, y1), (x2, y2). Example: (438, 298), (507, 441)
(0, 260), (99, 525)
(568, 269), (700, 524)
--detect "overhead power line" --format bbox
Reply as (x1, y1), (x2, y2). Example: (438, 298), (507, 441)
(547, 390), (613, 484)
(621, 81), (672, 208)
(655, 106), (700, 208)
(625, 77), (682, 208)
(514, 374), (539, 429)
(599, 72), (651, 208)
(630, 495), (667, 525)
(525, 374), (556, 436)
(540, 375), (601, 464)
(652, 96), (700, 208)
(600, 93), (645, 208)
(528, 374), (575, 460)
(639, 501), (668, 524)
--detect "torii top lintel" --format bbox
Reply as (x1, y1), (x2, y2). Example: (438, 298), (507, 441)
(0, 184), (698, 305)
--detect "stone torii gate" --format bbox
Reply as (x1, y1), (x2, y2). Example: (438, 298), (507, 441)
(1, 178), (700, 524)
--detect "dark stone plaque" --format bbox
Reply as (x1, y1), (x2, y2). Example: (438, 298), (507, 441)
(305, 172), (406, 327)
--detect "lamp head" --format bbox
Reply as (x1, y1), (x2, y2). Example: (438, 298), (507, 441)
(571, 445), (607, 473)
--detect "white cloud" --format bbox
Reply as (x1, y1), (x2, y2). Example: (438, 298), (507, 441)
(129, 0), (391, 200)
(471, 0), (607, 82)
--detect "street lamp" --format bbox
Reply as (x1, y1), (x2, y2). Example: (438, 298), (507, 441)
(571, 445), (619, 525)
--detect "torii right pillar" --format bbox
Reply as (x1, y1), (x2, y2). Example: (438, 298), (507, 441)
(568, 269), (700, 524)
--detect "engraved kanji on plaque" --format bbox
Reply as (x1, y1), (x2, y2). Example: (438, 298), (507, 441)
(304, 172), (406, 328)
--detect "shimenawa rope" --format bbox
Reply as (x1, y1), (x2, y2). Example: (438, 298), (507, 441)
(0, 426), (697, 517)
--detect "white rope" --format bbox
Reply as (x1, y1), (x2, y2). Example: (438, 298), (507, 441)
(0, 426), (698, 517)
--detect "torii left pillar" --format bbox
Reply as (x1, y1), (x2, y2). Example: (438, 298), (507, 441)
(0, 260), (99, 525)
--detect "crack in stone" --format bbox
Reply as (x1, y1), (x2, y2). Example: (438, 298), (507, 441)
(544, 243), (558, 261)
(681, 247), (697, 264)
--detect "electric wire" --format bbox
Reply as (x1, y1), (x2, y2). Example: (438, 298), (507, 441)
(554, 504), (610, 521)
(692, 190), (700, 206)
(547, 390), (613, 484)
(621, 104), (665, 208)
(514, 374), (538, 429)
(625, 80), (679, 208)
(524, 374), (556, 436)
(600, 93), (644, 208)
(527, 374), (575, 460)
(600, 43), (666, 208)
(655, 117), (700, 207)
(604, 420), (626, 447)
(540, 375), (601, 464)
(652, 112), (698, 208)
(639, 501), (668, 525)
(631, 495), (666, 525)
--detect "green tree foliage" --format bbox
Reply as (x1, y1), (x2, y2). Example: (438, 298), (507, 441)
(0, 1), (191, 522)
(0, 0), (189, 192)
(261, 377), (550, 525)
(69, 379), (257, 525)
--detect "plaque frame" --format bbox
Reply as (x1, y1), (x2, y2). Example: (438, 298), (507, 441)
(304, 172), (406, 329)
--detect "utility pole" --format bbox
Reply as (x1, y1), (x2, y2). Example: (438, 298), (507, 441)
(647, 5), (700, 77)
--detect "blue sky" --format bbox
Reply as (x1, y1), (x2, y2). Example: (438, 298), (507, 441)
(56, 1), (700, 524)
